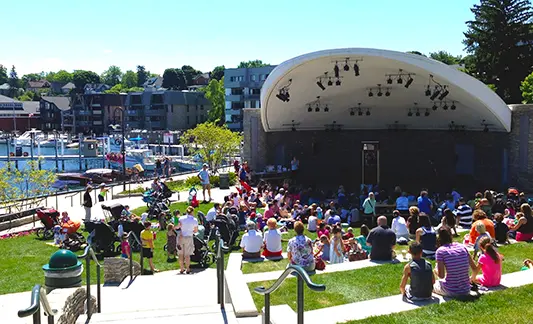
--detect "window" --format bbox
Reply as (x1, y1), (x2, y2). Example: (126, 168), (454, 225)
(251, 88), (261, 95)
(250, 101), (257, 108)
(186, 105), (189, 112)
(250, 74), (257, 81)
(200, 105), (204, 110)
(231, 88), (243, 95)
(230, 76), (235, 82)
(171, 105), (174, 113)
(187, 116), (190, 125)
(259, 74), (266, 81)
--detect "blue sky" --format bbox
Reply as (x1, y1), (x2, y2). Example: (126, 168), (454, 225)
(1, 0), (478, 76)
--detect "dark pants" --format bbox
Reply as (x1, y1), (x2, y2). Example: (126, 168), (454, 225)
(363, 213), (376, 228)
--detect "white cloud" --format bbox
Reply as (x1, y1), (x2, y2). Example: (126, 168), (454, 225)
(103, 49), (113, 54)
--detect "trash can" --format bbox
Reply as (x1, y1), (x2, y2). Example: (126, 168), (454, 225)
(15, 146), (22, 157)
(43, 249), (83, 293)
(219, 173), (230, 189)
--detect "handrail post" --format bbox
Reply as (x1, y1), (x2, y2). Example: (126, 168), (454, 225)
(140, 246), (144, 275)
(47, 315), (54, 324)
(263, 293), (270, 324)
(96, 263), (101, 313)
(297, 276), (304, 324)
(129, 249), (133, 279)
(86, 257), (91, 319)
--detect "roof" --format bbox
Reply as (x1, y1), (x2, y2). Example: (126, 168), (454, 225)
(61, 82), (75, 90)
(0, 94), (18, 103)
(143, 76), (163, 89)
(164, 91), (210, 105)
(27, 80), (50, 88)
(41, 96), (71, 111)
(0, 96), (39, 114)
(261, 48), (511, 132)
(194, 73), (210, 80)
(0, 83), (10, 90)
(22, 101), (40, 114)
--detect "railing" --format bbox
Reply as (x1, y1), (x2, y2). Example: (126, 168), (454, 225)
(18, 284), (57, 324)
(254, 265), (326, 324)
(77, 246), (102, 319)
(216, 233), (229, 308)
(64, 191), (82, 208)
(126, 231), (144, 278)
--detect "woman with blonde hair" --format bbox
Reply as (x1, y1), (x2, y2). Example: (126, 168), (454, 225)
(407, 206), (421, 239)
(510, 204), (533, 241)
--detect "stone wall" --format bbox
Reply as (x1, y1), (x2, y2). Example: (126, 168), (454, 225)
(508, 105), (533, 191)
(242, 109), (267, 171)
(104, 257), (141, 284)
(57, 287), (96, 324)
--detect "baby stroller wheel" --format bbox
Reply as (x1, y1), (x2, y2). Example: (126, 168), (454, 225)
(35, 228), (44, 238)
(163, 244), (168, 252)
(43, 229), (54, 240)
(115, 245), (122, 253)
(204, 253), (215, 266)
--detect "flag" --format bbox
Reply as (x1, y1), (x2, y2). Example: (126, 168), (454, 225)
(29, 113), (34, 117)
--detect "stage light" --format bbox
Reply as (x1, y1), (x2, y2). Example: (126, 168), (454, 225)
(291, 126), (296, 132)
(324, 105), (329, 112)
(408, 110), (413, 117)
(317, 80), (325, 90)
(425, 109), (430, 117)
(315, 106), (320, 112)
(430, 87), (441, 100)
(405, 76), (414, 88)
(387, 76), (393, 84)
(366, 109), (371, 116)
(432, 103), (438, 111)
(377, 90), (383, 97)
(336, 79), (341, 86)
(358, 109), (363, 116)
(276, 91), (289, 102)
(344, 62), (350, 71)
(286, 92), (290, 100)
(484, 125), (489, 132)
(443, 103), (448, 110)
(334, 64), (340, 78)
(385, 90), (391, 97)
(368, 90), (374, 97)
(354, 63), (360, 76)
(276, 93), (284, 101)
(328, 79), (333, 86)
(438, 89), (449, 100)
(451, 102), (456, 110)
(397, 77), (403, 84)
(350, 110), (355, 116)
(425, 86), (431, 96)
(415, 110), (420, 117)
(307, 105), (312, 112)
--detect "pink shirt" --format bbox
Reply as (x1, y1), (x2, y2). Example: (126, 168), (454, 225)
(121, 241), (131, 256)
(478, 253), (502, 287)
(317, 229), (330, 239)
(264, 209), (275, 220)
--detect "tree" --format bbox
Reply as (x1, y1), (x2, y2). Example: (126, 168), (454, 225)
(521, 71), (533, 103)
(181, 65), (202, 86)
(136, 65), (148, 87)
(104, 84), (124, 94)
(121, 70), (138, 89)
(46, 70), (73, 83)
(237, 60), (269, 68)
(17, 91), (38, 101)
(429, 51), (462, 65)
(211, 65), (225, 81)
(72, 70), (101, 92)
(406, 51), (426, 56)
(162, 68), (187, 90)
(101, 65), (123, 86)
(0, 65), (7, 85)
(463, 0), (533, 103)
(126, 86), (144, 92)
(203, 77), (225, 125)
(21, 73), (43, 88)
(180, 122), (242, 171)
(8, 66), (20, 97)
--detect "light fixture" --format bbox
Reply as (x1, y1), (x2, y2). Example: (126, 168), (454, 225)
(291, 126), (296, 132)
(438, 86), (449, 100)
(425, 109), (430, 117)
(368, 90), (374, 97)
(327, 78), (333, 86)
(315, 105), (320, 112)
(443, 103), (448, 110)
(430, 86), (441, 100)
(334, 62), (340, 78)
(407, 110), (413, 117)
(350, 110), (355, 116)
(386, 76), (393, 84)
(385, 90), (391, 97)
(425, 86), (431, 96)
(397, 76), (403, 84)
(324, 105), (329, 112)
(377, 90), (383, 97)
(316, 80), (325, 91)
(353, 63), (360, 76)
(415, 109), (420, 117)
(366, 109), (371, 116)
(344, 59), (350, 71)
(307, 105), (312, 112)
(335, 79), (341, 86)
(404, 75), (414, 88)
(432, 103), (438, 111)
(451, 102), (456, 110)
(358, 109), (363, 116)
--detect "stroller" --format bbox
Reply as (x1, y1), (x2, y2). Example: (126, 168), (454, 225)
(101, 203), (125, 221)
(36, 208), (60, 240)
(188, 187), (199, 208)
(213, 213), (240, 248)
(85, 221), (120, 254)
(144, 189), (171, 207)
(190, 235), (216, 268)
(147, 192), (170, 219)
(110, 219), (145, 252)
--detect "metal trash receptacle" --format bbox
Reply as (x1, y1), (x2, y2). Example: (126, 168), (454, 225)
(219, 173), (230, 189)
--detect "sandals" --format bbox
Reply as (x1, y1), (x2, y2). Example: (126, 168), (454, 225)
(179, 270), (185, 274)
(186, 270), (192, 274)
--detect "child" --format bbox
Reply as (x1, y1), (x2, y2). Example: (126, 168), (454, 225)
(317, 222), (330, 238)
(159, 212), (168, 232)
(329, 226), (344, 264)
(473, 222), (491, 257)
(504, 201), (516, 218)
(172, 210), (181, 226)
(400, 241), (434, 300)
(355, 225), (372, 254)
(314, 235), (330, 262)
(494, 213), (510, 244)
(121, 205), (132, 219)
(262, 218), (283, 258)
(121, 234), (131, 259)
(471, 236), (502, 287)
(140, 221), (159, 273)
(343, 227), (354, 240)
(522, 259), (533, 271)
(166, 223), (177, 262)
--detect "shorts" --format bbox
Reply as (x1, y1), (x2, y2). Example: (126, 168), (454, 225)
(178, 236), (194, 256)
(433, 280), (469, 297)
(262, 249), (283, 258)
(516, 231), (533, 242)
(202, 183), (211, 190)
(142, 247), (153, 259)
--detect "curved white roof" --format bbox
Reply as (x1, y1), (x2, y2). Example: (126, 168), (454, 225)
(260, 48), (511, 132)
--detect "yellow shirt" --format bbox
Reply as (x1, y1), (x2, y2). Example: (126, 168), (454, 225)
(140, 229), (153, 248)
(134, 164), (144, 172)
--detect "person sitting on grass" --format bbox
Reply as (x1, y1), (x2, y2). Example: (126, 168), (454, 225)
(441, 209), (458, 236)
(470, 236), (502, 287)
(287, 221), (315, 272)
(121, 205), (136, 219)
(494, 213), (510, 245)
(240, 221), (263, 259)
(314, 235), (330, 262)
(415, 213), (437, 260)
(367, 216), (396, 261)
(307, 211), (318, 233)
(355, 224), (372, 254)
(509, 204), (533, 242)
(317, 222), (330, 239)
(433, 226), (475, 297)
(473, 222), (491, 258)
(262, 218), (283, 258)
(521, 259), (533, 271)
(329, 226), (344, 264)
(342, 227), (354, 240)
(400, 241), (435, 300)
(166, 223), (177, 263)
(140, 221), (159, 273)
(391, 210), (409, 242)
(469, 210), (495, 245)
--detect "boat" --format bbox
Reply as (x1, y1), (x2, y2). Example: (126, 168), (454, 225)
(83, 168), (129, 183)
(106, 149), (156, 171)
(13, 129), (47, 146)
(56, 173), (91, 187)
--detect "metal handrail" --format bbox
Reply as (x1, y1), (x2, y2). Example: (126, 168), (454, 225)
(254, 265), (326, 324)
(216, 233), (230, 308)
(18, 284), (57, 324)
(77, 246), (102, 319)
(125, 231), (144, 278)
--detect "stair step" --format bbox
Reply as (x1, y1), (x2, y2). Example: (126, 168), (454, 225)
(77, 304), (237, 323)
(266, 304), (297, 324)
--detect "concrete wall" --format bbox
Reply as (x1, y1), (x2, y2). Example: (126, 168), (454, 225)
(509, 105), (533, 190)
(242, 109), (267, 172)
(167, 103), (210, 130)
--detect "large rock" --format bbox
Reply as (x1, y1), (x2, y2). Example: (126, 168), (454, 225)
(104, 257), (141, 284)
(57, 287), (96, 324)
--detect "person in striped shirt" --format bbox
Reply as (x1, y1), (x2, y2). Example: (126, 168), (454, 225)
(454, 197), (473, 228)
(433, 226), (476, 297)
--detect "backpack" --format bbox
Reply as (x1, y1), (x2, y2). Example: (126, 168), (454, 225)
(315, 257), (326, 270)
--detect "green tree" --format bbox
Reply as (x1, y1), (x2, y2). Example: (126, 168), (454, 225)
(237, 60), (269, 68)
(136, 65), (148, 87)
(406, 51), (426, 56)
(121, 70), (138, 88)
(181, 65), (202, 86)
(211, 65), (225, 81)
(463, 0), (533, 103)
(17, 91), (38, 101)
(180, 122), (242, 171)
(429, 51), (462, 65)
(203, 77), (225, 125)
(101, 65), (123, 86)
(21, 73), (43, 88)
(104, 84), (124, 94)
(72, 70), (101, 92)
(0, 64), (7, 85)
(520, 71), (533, 103)
(162, 68), (187, 90)
(46, 70), (73, 83)
(125, 86), (144, 92)
(8, 65), (20, 97)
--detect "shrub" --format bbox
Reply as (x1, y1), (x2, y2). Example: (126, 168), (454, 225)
(184, 172), (236, 188)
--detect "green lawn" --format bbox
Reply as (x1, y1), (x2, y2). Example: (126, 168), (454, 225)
(345, 283), (533, 324)
(0, 201), (219, 295)
(247, 241), (533, 312)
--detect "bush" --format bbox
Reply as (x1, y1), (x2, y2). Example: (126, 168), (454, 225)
(183, 172), (236, 189)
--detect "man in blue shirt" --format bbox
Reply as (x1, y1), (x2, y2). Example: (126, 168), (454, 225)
(197, 164), (211, 202)
(417, 191), (433, 216)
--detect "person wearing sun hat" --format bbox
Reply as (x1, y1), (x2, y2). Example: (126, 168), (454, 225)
(197, 163), (211, 202)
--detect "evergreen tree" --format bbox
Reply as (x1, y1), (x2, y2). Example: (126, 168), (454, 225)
(463, 0), (533, 103)
(136, 65), (148, 87)
(8, 65), (20, 97)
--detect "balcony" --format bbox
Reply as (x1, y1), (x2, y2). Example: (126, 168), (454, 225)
(226, 122), (242, 130)
(226, 94), (243, 101)
(127, 110), (142, 116)
(244, 93), (260, 100)
(77, 110), (91, 115)
(145, 109), (165, 117)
